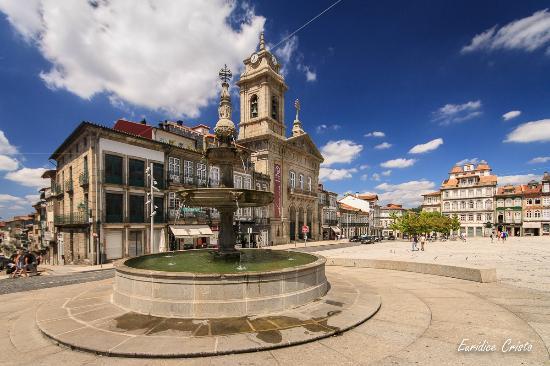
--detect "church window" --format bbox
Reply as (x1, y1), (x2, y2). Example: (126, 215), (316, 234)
(250, 95), (258, 118)
(299, 174), (304, 190)
(307, 176), (312, 191)
(271, 95), (279, 121)
(289, 171), (296, 188)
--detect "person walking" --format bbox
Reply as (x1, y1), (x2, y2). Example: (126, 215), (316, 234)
(412, 235), (418, 251)
(490, 232), (494, 243)
(420, 234), (426, 251)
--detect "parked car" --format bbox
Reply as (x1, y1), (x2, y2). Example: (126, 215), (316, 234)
(387, 234), (396, 240)
(0, 255), (9, 270)
(349, 235), (361, 242)
(360, 235), (375, 244)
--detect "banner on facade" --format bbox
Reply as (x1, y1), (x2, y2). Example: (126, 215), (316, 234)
(274, 163), (281, 218)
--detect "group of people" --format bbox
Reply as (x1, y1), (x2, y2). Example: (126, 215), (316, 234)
(411, 234), (427, 251)
(6, 250), (40, 278)
(490, 230), (508, 243)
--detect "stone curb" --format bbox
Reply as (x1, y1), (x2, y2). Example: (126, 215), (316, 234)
(36, 275), (382, 358)
(325, 258), (497, 283)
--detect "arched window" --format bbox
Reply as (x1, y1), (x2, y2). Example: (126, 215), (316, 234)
(469, 200), (474, 209)
(444, 202), (450, 211)
(289, 171), (296, 188)
(485, 199), (492, 210)
(460, 201), (466, 209)
(497, 199), (504, 207)
(476, 200), (482, 209)
(452, 202), (458, 211)
(514, 198), (521, 207)
(299, 174), (304, 190)
(535, 210), (541, 218)
(505, 198), (513, 207)
(307, 176), (312, 191)
(271, 95), (279, 121)
(250, 94), (258, 118)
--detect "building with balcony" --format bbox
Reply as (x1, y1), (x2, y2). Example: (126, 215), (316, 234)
(318, 184), (339, 240)
(440, 162), (497, 237)
(522, 180), (543, 236)
(543, 172), (550, 236)
(495, 185), (523, 236)
(338, 202), (369, 238)
(379, 204), (407, 238)
(421, 191), (441, 213)
(236, 33), (323, 243)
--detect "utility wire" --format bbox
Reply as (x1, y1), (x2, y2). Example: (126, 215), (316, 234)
(270, 0), (344, 52)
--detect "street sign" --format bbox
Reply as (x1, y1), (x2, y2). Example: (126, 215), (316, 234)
(302, 225), (309, 234)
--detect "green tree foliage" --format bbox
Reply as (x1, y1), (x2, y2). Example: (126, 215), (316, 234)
(390, 211), (460, 236)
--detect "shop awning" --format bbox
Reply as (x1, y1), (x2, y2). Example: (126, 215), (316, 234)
(331, 226), (341, 234)
(169, 225), (214, 238)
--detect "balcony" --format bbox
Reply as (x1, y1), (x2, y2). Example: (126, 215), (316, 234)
(79, 171), (89, 187)
(254, 217), (270, 226)
(287, 186), (317, 197)
(52, 183), (64, 197)
(54, 211), (89, 226)
(324, 219), (339, 226)
(65, 179), (73, 193)
(168, 174), (209, 188)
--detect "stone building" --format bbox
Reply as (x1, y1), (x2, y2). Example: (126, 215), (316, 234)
(356, 194), (380, 236)
(440, 162), (497, 237)
(522, 180), (543, 236)
(338, 202), (369, 238)
(543, 172), (550, 236)
(317, 184), (339, 240)
(495, 185), (523, 236)
(421, 191), (441, 213)
(379, 204), (407, 238)
(236, 33), (323, 244)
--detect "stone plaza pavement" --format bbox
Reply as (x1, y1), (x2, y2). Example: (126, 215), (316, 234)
(315, 236), (550, 292)
(2, 264), (550, 365)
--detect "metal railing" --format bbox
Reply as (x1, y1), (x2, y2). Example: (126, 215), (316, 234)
(79, 171), (89, 186)
(65, 179), (73, 192)
(54, 211), (89, 225)
(287, 186), (317, 197)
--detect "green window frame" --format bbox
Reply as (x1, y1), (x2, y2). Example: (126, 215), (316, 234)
(105, 193), (123, 223)
(128, 159), (145, 187)
(129, 195), (145, 223)
(105, 154), (123, 184)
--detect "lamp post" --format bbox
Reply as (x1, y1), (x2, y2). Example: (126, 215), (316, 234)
(146, 163), (159, 253)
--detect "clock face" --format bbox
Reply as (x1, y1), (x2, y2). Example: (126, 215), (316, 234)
(250, 53), (259, 64)
(271, 55), (278, 66)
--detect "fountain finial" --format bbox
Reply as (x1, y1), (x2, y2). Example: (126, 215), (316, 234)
(214, 65), (236, 146)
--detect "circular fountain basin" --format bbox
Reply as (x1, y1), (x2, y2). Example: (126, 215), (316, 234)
(178, 188), (273, 208)
(113, 249), (328, 318)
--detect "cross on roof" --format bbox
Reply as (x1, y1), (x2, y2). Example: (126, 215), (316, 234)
(218, 64), (232, 83)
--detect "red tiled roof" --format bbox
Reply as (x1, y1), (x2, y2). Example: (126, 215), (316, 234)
(521, 184), (541, 195)
(479, 175), (497, 184)
(339, 203), (360, 211)
(422, 191), (440, 197)
(450, 166), (463, 173)
(356, 194), (378, 201)
(476, 163), (491, 170)
(497, 185), (522, 195)
(113, 119), (154, 139)
(385, 204), (403, 209)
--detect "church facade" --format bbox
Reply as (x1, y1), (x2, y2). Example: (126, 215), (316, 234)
(236, 33), (324, 244)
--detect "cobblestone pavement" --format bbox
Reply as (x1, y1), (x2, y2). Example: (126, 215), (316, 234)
(293, 241), (362, 252)
(0, 269), (114, 295)
(2, 267), (549, 365)
(314, 236), (550, 292)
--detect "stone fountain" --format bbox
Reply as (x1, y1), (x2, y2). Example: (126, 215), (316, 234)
(112, 66), (328, 318)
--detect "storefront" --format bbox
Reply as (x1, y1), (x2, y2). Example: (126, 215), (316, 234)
(169, 225), (214, 249)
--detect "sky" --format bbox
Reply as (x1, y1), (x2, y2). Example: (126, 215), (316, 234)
(0, 0), (549, 218)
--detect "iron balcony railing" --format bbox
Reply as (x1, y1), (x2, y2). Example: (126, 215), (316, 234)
(167, 174), (209, 188)
(288, 186), (317, 197)
(54, 211), (89, 226)
(324, 219), (339, 226)
(52, 183), (63, 196)
(79, 171), (89, 186)
(65, 179), (74, 193)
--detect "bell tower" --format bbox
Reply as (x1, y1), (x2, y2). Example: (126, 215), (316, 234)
(237, 32), (288, 140)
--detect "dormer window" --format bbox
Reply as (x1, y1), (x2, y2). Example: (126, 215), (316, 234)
(271, 95), (279, 121)
(250, 94), (258, 118)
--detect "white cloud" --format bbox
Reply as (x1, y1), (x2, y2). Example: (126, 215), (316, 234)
(505, 119), (550, 143)
(0, 0), (265, 118)
(315, 124), (341, 133)
(273, 35), (298, 65)
(360, 174), (368, 181)
(380, 158), (416, 169)
(408, 138), (443, 154)
(528, 156), (550, 164)
(359, 164), (369, 170)
(319, 167), (357, 181)
(0, 193), (38, 217)
(502, 110), (521, 121)
(0, 130), (18, 155)
(0, 194), (21, 203)
(0, 154), (19, 171)
(297, 63), (316, 82)
(320, 140), (363, 167)
(381, 170), (392, 176)
(375, 180), (436, 207)
(4, 167), (48, 188)
(461, 9), (550, 55)
(499, 174), (542, 186)
(374, 142), (392, 150)
(371, 173), (381, 181)
(364, 131), (385, 138)
(432, 100), (482, 125)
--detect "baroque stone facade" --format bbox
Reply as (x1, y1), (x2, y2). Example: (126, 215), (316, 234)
(236, 34), (323, 244)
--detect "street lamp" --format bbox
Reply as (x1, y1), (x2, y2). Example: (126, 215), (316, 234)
(146, 164), (160, 253)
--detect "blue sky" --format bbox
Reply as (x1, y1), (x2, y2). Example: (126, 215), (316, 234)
(1, 0), (550, 218)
